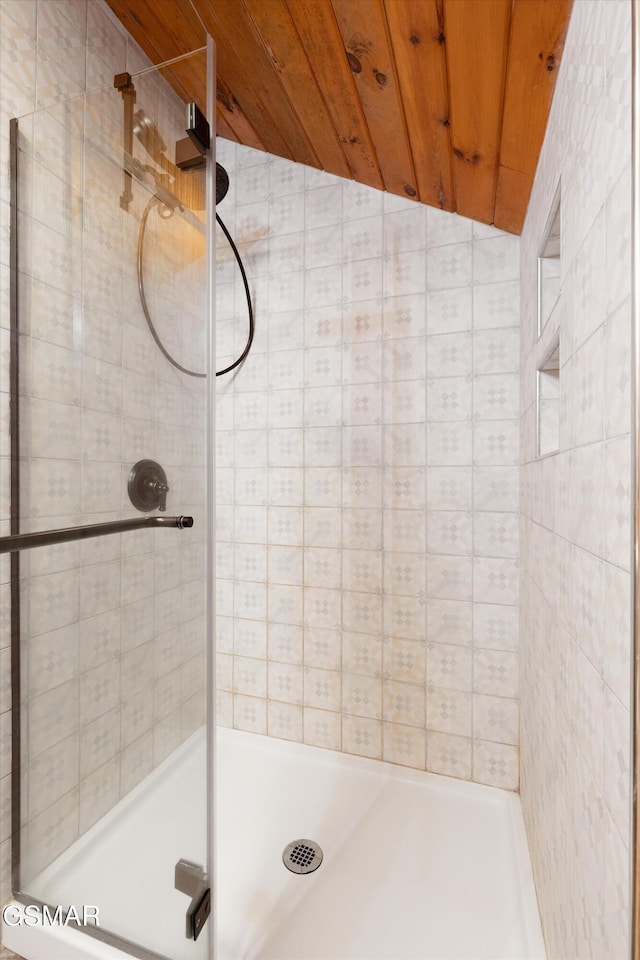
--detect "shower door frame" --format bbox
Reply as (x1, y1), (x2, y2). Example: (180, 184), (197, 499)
(6, 38), (217, 960)
(633, 2), (640, 959)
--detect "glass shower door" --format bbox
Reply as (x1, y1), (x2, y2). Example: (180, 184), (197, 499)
(6, 44), (214, 960)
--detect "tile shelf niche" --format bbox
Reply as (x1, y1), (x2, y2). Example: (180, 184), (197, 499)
(536, 191), (561, 458)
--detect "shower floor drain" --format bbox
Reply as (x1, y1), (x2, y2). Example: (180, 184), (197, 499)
(282, 839), (323, 875)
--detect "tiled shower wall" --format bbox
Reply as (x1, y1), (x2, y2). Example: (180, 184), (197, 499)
(0, 0), (206, 908)
(519, 0), (632, 957)
(215, 138), (521, 789)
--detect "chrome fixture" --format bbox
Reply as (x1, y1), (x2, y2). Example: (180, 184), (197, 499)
(128, 459), (170, 512)
(0, 515), (193, 554)
(282, 839), (323, 875)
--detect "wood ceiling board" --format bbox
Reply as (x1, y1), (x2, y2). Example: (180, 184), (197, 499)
(382, 0), (454, 212)
(215, 106), (240, 144)
(499, 0), (573, 177)
(190, 0), (294, 161)
(105, 0), (574, 235)
(215, 77), (266, 152)
(331, 0), (417, 199)
(193, 0), (319, 170)
(285, 0), (384, 190)
(158, 57), (207, 112)
(493, 164), (531, 233)
(244, 0), (351, 179)
(105, 0), (206, 105)
(443, 0), (512, 224)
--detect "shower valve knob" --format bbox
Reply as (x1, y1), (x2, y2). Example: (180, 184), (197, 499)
(145, 478), (169, 512)
(128, 459), (170, 513)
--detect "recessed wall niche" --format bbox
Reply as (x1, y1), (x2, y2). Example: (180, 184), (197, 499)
(537, 195), (560, 335)
(536, 188), (561, 457)
(537, 337), (560, 456)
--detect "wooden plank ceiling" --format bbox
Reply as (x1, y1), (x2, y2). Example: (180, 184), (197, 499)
(106, 0), (573, 234)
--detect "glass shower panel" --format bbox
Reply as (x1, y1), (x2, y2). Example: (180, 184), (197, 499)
(11, 47), (212, 960)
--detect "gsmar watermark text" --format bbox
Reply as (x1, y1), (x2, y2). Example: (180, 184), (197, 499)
(2, 904), (100, 926)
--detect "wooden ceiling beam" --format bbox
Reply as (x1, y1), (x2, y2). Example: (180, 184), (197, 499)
(443, 0), (512, 224)
(494, 0), (573, 233)
(382, 0), (454, 212)
(331, 0), (418, 200)
(284, 0), (384, 190)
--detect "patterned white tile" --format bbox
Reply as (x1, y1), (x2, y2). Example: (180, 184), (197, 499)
(383, 721), (426, 769)
(426, 286), (472, 335)
(473, 694), (518, 745)
(427, 510), (473, 556)
(603, 687), (630, 843)
(383, 293), (426, 339)
(604, 436), (631, 570)
(426, 466), (472, 511)
(303, 706), (341, 750)
(426, 377), (471, 422)
(427, 421), (473, 466)
(603, 562), (631, 710)
(426, 642), (471, 692)
(473, 281), (520, 330)
(268, 701), (302, 742)
(472, 739), (518, 790)
(426, 242), (472, 290)
(426, 731), (471, 780)
(427, 555), (472, 602)
(426, 598), (472, 647)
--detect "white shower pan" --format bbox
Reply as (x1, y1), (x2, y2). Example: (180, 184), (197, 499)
(3, 727), (546, 960)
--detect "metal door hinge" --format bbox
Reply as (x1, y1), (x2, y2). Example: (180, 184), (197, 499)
(175, 859), (211, 941)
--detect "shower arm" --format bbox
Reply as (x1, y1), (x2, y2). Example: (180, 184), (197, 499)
(0, 515), (194, 554)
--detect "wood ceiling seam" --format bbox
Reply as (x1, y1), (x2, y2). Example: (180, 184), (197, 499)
(106, 0), (572, 232)
(188, 0), (208, 38)
(490, 0), (516, 227)
(104, 0), (208, 112)
(244, 0), (351, 179)
(214, 107), (240, 145)
(332, 0), (419, 200)
(215, 86), (266, 153)
(147, 0), (263, 149)
(202, 0), (321, 168)
(192, 0), (295, 161)
(494, 0), (573, 232)
(378, 0), (421, 204)
(284, 0), (384, 191)
(442, 0), (512, 224)
(242, 0), (350, 177)
(375, 0), (420, 201)
(382, 0), (455, 212)
(433, 0), (456, 214)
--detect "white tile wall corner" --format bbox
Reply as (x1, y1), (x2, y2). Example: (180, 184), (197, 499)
(214, 136), (521, 791)
(0, 0), (207, 910)
(519, 1), (632, 957)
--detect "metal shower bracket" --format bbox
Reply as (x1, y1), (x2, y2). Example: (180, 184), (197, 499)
(114, 71), (136, 211)
(176, 102), (211, 170)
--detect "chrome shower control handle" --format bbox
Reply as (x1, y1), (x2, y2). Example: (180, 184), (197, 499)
(128, 460), (171, 513)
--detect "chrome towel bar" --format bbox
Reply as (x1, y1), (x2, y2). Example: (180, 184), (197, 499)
(0, 515), (194, 554)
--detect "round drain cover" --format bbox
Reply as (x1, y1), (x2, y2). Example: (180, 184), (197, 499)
(282, 839), (323, 875)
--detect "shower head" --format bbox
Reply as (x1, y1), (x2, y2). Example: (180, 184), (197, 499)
(216, 163), (229, 205)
